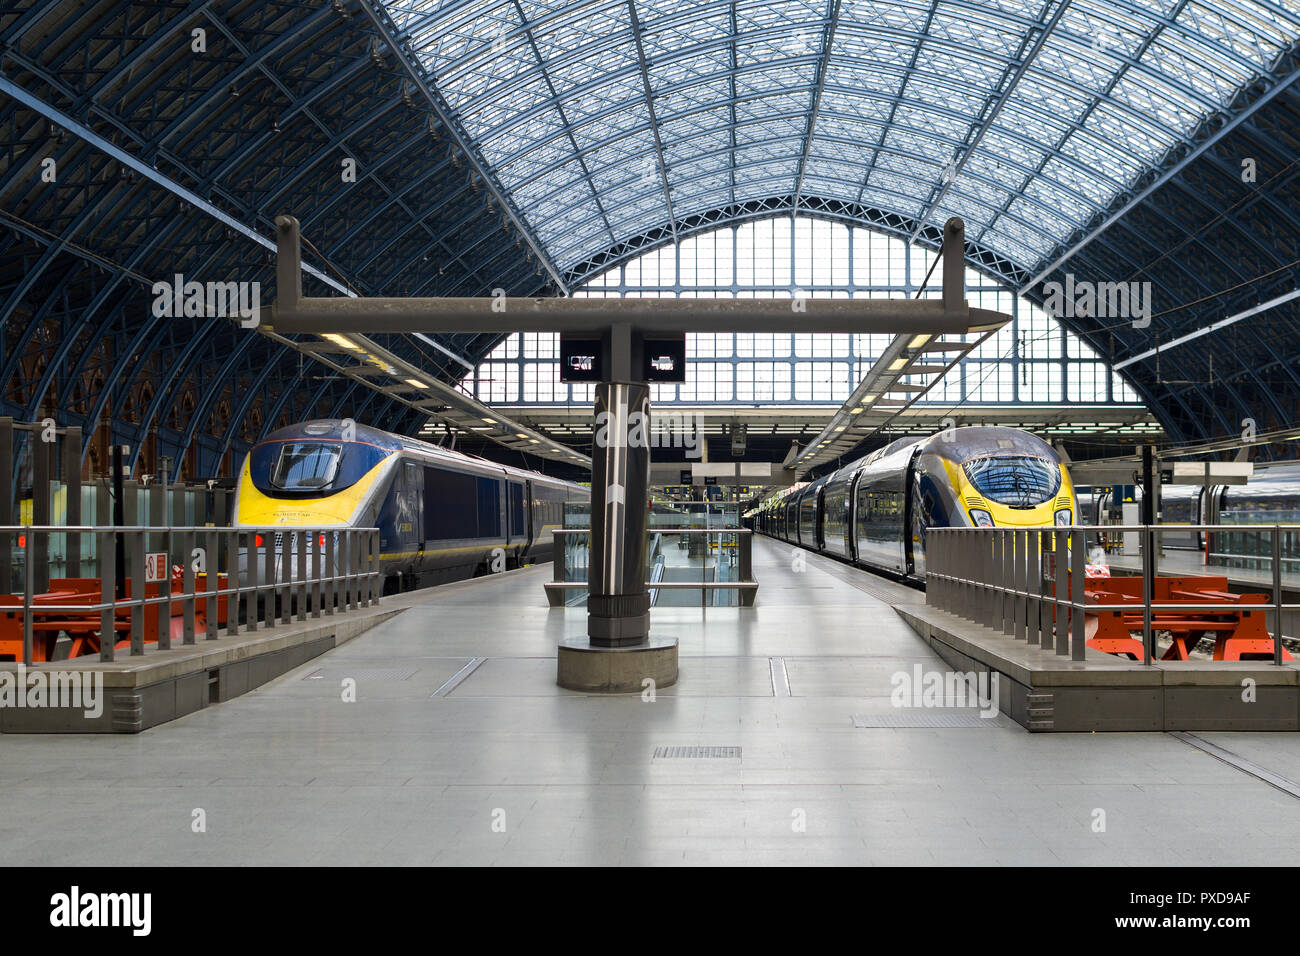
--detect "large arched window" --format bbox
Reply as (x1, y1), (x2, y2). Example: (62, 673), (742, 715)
(461, 217), (1143, 409)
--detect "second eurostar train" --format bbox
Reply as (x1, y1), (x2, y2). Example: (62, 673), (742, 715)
(233, 420), (589, 591)
(752, 426), (1075, 584)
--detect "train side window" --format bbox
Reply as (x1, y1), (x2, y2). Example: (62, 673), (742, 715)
(425, 467), (477, 539)
(476, 477), (501, 537)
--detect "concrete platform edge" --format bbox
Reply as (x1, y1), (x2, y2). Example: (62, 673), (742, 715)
(0, 605), (404, 734)
(895, 604), (1300, 733)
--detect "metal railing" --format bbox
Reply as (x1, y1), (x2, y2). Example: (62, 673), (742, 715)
(1, 525), (380, 666)
(925, 525), (1300, 665)
(546, 528), (756, 607)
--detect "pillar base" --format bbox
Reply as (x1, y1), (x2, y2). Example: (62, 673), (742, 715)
(556, 635), (679, 693)
(587, 611), (650, 646)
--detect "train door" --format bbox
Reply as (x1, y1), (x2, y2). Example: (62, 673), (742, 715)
(379, 460), (423, 575)
(1193, 485), (1206, 552)
(508, 480), (527, 556)
(907, 475), (924, 579)
(906, 455), (932, 579)
(408, 461), (425, 560)
(391, 460), (420, 557)
(816, 486), (827, 551)
(523, 480), (535, 555)
(847, 473), (860, 562)
(1203, 484), (1224, 562)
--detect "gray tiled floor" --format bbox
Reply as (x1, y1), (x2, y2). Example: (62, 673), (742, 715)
(2, 537), (1298, 866)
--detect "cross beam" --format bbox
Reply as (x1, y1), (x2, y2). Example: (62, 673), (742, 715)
(268, 216), (1005, 337)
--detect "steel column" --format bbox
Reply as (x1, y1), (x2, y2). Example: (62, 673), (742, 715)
(587, 382), (651, 646)
(64, 426), (81, 577)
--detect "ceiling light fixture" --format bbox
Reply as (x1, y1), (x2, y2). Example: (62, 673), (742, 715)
(322, 333), (362, 351)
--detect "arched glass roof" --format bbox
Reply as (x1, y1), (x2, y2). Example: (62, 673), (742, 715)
(461, 216), (1145, 408)
(379, 0), (1300, 274)
(0, 0), (1296, 475)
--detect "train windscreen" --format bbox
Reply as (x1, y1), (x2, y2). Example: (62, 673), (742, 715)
(270, 443), (342, 490)
(962, 455), (1061, 507)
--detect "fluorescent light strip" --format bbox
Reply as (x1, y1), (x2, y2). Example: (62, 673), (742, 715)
(323, 333), (362, 351)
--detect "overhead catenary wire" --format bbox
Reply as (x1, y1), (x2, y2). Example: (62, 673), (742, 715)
(300, 233), (364, 297)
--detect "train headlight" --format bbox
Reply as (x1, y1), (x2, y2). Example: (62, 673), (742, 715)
(1054, 508), (1072, 526)
(969, 508), (994, 527)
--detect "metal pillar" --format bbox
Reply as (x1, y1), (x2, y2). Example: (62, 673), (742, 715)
(31, 426), (53, 593)
(0, 417), (11, 594)
(112, 444), (127, 598)
(151, 461), (170, 650)
(1140, 444), (1155, 526)
(1140, 443), (1156, 661)
(64, 426), (81, 576)
(265, 211), (1006, 692)
(587, 382), (651, 647)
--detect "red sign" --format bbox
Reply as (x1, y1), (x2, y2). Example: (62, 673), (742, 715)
(145, 552), (169, 583)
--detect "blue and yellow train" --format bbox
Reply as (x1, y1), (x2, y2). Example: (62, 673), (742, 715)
(233, 420), (589, 591)
(752, 426), (1075, 584)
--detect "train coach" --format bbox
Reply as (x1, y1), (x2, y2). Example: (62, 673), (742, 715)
(233, 420), (589, 592)
(753, 426), (1075, 585)
(1079, 463), (1300, 563)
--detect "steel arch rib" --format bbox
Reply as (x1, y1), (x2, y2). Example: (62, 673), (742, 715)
(0, 144), (130, 388)
(174, 329), (270, 468)
(28, 213), (190, 432)
(217, 343), (297, 462)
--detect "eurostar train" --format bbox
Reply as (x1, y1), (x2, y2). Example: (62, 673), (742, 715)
(752, 426), (1075, 584)
(233, 420), (589, 591)
(1080, 462), (1300, 558)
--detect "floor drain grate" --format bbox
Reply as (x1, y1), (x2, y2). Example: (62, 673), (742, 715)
(303, 667), (417, 682)
(652, 746), (741, 759)
(852, 712), (1006, 728)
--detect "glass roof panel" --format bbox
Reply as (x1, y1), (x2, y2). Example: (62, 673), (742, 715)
(382, 0), (1299, 275)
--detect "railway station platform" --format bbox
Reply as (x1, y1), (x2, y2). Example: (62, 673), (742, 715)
(2, 536), (1297, 867)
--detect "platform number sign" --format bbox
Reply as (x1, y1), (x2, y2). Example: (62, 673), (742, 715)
(145, 552), (169, 583)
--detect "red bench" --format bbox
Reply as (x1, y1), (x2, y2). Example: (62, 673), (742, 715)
(0, 589), (86, 661)
(1082, 576), (1292, 662)
(0, 574), (230, 661)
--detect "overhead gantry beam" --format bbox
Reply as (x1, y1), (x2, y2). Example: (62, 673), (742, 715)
(268, 215), (1007, 338)
(268, 212), (1009, 473)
